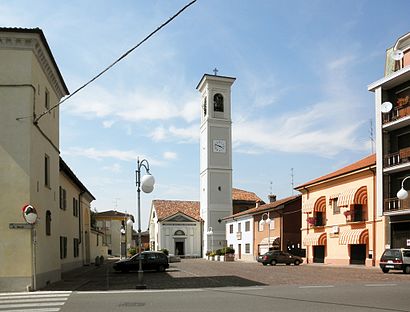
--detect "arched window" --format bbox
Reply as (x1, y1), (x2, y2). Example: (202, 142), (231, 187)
(174, 230), (185, 236)
(202, 97), (207, 116)
(46, 210), (51, 236)
(213, 93), (224, 112)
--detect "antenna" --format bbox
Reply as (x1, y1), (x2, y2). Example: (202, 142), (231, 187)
(291, 168), (294, 195)
(392, 49), (404, 61)
(113, 198), (120, 211)
(381, 101), (393, 113)
(369, 119), (375, 154)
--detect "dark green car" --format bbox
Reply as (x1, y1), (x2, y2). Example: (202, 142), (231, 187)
(113, 251), (169, 273)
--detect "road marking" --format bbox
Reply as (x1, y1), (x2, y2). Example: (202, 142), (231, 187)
(78, 288), (205, 294)
(0, 302), (65, 309)
(0, 309), (61, 312)
(0, 291), (71, 312)
(298, 285), (335, 289)
(0, 291), (71, 297)
(364, 284), (397, 287)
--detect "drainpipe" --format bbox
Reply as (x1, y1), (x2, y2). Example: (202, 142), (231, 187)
(369, 166), (377, 266)
(78, 191), (85, 264)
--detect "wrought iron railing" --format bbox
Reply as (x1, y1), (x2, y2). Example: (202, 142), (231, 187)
(384, 149), (410, 168)
(382, 102), (410, 124)
(384, 197), (410, 213)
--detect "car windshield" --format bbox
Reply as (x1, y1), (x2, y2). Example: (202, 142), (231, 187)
(383, 250), (401, 258)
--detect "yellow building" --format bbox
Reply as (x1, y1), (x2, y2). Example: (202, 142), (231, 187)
(0, 27), (96, 291)
(295, 154), (386, 266)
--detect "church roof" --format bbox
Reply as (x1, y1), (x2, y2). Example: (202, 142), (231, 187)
(232, 188), (263, 203)
(153, 200), (201, 222)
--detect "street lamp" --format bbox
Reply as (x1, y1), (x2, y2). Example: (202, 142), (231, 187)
(397, 176), (410, 200)
(126, 217), (134, 256)
(259, 212), (271, 251)
(207, 227), (214, 253)
(135, 157), (155, 289)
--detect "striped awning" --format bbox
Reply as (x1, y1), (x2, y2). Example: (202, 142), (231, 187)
(337, 188), (358, 207)
(339, 228), (368, 245)
(303, 232), (327, 246)
(260, 236), (280, 245)
(302, 198), (317, 213)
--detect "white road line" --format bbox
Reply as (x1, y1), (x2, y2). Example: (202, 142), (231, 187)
(0, 291), (71, 296)
(364, 284), (397, 287)
(78, 288), (205, 294)
(0, 309), (61, 312)
(0, 297), (68, 304)
(0, 302), (65, 309)
(0, 294), (69, 300)
(298, 285), (335, 289)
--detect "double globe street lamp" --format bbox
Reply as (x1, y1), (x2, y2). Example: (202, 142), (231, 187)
(135, 157), (155, 289)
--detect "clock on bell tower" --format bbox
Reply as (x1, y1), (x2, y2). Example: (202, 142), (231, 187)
(196, 73), (235, 257)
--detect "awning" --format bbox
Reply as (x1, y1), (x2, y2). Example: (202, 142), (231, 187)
(339, 228), (368, 245)
(302, 198), (316, 213)
(260, 236), (280, 245)
(337, 188), (357, 207)
(303, 232), (327, 246)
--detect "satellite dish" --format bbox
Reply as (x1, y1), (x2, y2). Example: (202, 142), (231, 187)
(381, 101), (393, 113)
(392, 49), (404, 61)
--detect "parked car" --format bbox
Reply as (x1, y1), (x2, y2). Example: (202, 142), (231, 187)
(379, 248), (410, 274)
(113, 251), (169, 273)
(257, 250), (302, 266)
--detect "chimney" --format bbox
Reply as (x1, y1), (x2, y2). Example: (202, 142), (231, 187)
(268, 194), (276, 203)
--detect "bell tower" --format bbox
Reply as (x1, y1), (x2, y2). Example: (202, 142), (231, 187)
(196, 73), (235, 256)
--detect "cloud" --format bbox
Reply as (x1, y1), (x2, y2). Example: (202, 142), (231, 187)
(103, 163), (121, 173)
(163, 151), (177, 160)
(102, 120), (115, 128)
(169, 125), (199, 142)
(150, 126), (167, 141)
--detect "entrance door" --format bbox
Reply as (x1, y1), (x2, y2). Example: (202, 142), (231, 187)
(175, 241), (184, 256)
(313, 246), (325, 263)
(350, 244), (366, 265)
(238, 244), (242, 259)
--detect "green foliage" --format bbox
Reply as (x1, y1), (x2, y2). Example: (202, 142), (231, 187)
(160, 248), (169, 256)
(128, 247), (137, 256)
(223, 247), (235, 254)
(215, 249), (222, 256)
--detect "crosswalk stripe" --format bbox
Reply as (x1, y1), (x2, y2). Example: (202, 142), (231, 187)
(0, 301), (65, 309)
(0, 291), (71, 297)
(0, 309), (61, 312)
(0, 294), (69, 300)
(0, 297), (68, 304)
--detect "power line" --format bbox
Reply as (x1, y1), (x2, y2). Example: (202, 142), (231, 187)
(34, 0), (197, 124)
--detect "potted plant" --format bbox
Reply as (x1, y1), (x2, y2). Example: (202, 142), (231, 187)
(215, 249), (222, 261)
(209, 251), (216, 261)
(206, 250), (212, 260)
(223, 247), (235, 262)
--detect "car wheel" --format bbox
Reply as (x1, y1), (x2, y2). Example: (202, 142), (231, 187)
(404, 266), (410, 274)
(157, 265), (166, 272)
(382, 267), (389, 274)
(270, 260), (277, 266)
(294, 260), (301, 266)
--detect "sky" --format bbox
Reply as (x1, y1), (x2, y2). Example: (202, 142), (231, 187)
(2, 0), (410, 229)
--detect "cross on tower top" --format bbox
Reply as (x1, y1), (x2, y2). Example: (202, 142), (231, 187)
(213, 67), (218, 76)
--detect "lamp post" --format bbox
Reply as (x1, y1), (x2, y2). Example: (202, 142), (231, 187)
(207, 227), (214, 253)
(135, 157), (155, 289)
(397, 176), (410, 200)
(259, 212), (271, 252)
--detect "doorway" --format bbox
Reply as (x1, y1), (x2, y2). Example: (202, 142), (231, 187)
(238, 244), (242, 259)
(175, 241), (185, 256)
(350, 244), (366, 265)
(313, 245), (325, 263)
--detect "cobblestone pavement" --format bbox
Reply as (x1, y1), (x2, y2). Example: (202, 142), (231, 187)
(42, 258), (410, 291)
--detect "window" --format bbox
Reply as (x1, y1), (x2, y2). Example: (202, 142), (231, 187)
(315, 212), (325, 226)
(352, 204), (366, 222)
(60, 236), (67, 259)
(73, 238), (79, 258)
(45, 210), (51, 236)
(245, 221), (250, 232)
(44, 154), (50, 187)
(332, 198), (340, 214)
(229, 224), (233, 234)
(245, 243), (250, 254)
(45, 88), (50, 109)
(174, 230), (185, 236)
(213, 93), (224, 112)
(59, 187), (66, 210)
(237, 223), (241, 233)
(105, 220), (111, 229)
(73, 197), (79, 217)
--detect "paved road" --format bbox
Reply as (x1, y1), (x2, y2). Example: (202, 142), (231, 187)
(42, 258), (410, 291)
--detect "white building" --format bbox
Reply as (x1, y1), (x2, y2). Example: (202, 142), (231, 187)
(149, 200), (202, 257)
(225, 215), (254, 261)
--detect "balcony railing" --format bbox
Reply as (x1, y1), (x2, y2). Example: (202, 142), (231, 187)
(384, 197), (410, 213)
(382, 102), (410, 125)
(384, 148), (410, 168)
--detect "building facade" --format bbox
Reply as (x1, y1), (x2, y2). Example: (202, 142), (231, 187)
(368, 33), (410, 250)
(296, 154), (385, 266)
(0, 28), (96, 291)
(95, 210), (134, 257)
(224, 195), (301, 261)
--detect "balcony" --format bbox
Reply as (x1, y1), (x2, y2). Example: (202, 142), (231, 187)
(384, 149), (410, 172)
(344, 210), (366, 223)
(382, 101), (410, 131)
(384, 197), (410, 214)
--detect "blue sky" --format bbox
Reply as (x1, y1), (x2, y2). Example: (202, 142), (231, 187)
(2, 0), (409, 228)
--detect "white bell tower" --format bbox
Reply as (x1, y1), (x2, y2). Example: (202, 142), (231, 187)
(196, 73), (235, 257)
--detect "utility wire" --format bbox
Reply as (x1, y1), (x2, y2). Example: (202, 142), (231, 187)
(34, 0), (197, 124)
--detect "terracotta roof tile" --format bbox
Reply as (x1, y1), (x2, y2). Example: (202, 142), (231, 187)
(224, 194), (301, 219)
(295, 154), (375, 189)
(232, 188), (262, 202)
(153, 200), (201, 221)
(95, 210), (133, 219)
